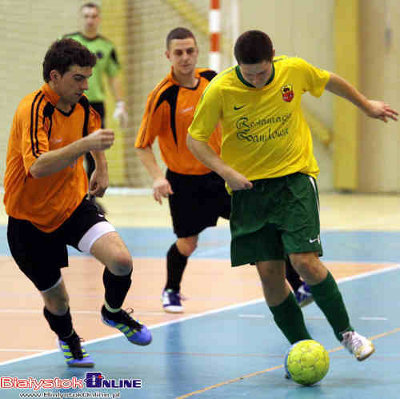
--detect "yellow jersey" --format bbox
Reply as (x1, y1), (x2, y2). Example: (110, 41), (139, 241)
(188, 56), (330, 181)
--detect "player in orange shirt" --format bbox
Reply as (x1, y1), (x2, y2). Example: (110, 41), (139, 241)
(135, 27), (311, 313)
(4, 38), (151, 368)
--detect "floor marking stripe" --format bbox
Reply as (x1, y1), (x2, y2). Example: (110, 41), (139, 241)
(177, 364), (285, 398)
(177, 326), (400, 398)
(0, 264), (398, 368)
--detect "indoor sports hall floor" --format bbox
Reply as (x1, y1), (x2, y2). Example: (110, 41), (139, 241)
(0, 193), (399, 398)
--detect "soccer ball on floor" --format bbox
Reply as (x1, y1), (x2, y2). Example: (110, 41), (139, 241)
(284, 339), (330, 386)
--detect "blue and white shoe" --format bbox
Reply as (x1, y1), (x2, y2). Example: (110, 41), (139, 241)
(162, 289), (183, 313)
(101, 306), (152, 346)
(58, 333), (94, 368)
(295, 282), (314, 307)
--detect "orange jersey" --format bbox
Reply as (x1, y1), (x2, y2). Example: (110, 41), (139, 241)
(4, 83), (101, 232)
(135, 68), (221, 175)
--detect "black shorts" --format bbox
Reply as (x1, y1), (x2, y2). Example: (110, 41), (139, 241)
(167, 169), (231, 238)
(7, 199), (108, 291)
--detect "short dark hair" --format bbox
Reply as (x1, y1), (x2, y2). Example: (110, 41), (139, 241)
(234, 30), (274, 64)
(80, 2), (101, 13)
(42, 38), (97, 82)
(166, 27), (196, 49)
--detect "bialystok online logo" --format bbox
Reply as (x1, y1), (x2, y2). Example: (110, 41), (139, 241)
(0, 373), (142, 390)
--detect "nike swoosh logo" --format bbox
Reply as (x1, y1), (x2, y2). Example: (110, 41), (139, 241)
(234, 105), (245, 110)
(309, 237), (320, 243)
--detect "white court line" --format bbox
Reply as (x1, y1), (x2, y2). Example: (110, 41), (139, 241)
(0, 309), (170, 316)
(360, 317), (388, 321)
(1, 264), (399, 367)
(0, 349), (48, 353)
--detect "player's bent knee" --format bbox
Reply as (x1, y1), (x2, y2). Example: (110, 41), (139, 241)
(107, 252), (133, 276)
(40, 277), (70, 314)
(186, 243), (197, 256)
(290, 253), (320, 272)
(177, 238), (198, 257)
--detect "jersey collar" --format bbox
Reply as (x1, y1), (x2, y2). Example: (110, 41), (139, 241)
(42, 83), (61, 106)
(168, 67), (201, 87)
(79, 32), (100, 41)
(235, 63), (275, 88)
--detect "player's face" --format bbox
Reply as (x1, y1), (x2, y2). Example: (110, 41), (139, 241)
(239, 61), (274, 88)
(51, 65), (92, 106)
(81, 6), (101, 34)
(166, 38), (198, 76)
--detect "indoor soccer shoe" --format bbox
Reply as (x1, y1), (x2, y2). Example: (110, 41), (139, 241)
(101, 306), (152, 346)
(341, 331), (375, 361)
(58, 333), (94, 368)
(162, 289), (183, 313)
(295, 282), (314, 307)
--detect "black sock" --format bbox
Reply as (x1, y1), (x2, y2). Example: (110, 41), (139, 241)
(103, 268), (132, 309)
(43, 307), (73, 340)
(165, 243), (188, 292)
(285, 258), (303, 292)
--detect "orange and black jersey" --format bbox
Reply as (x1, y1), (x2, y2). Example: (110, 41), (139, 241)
(4, 83), (101, 232)
(135, 68), (221, 175)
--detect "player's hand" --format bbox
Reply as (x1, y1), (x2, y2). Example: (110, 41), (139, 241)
(153, 178), (174, 204)
(85, 129), (115, 151)
(113, 101), (128, 128)
(364, 100), (398, 122)
(223, 169), (253, 191)
(89, 169), (109, 198)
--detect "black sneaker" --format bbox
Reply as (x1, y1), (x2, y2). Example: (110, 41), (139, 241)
(58, 332), (94, 368)
(101, 306), (152, 346)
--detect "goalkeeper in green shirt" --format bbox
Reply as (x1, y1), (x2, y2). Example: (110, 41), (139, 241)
(64, 2), (128, 212)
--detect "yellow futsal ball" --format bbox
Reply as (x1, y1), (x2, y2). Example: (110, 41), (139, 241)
(284, 339), (330, 386)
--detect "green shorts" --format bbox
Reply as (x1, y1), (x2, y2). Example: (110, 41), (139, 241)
(230, 173), (323, 266)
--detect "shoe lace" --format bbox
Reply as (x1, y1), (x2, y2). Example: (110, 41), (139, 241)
(119, 308), (143, 332)
(65, 334), (84, 360)
(351, 335), (363, 351)
(166, 290), (185, 301)
(344, 332), (363, 351)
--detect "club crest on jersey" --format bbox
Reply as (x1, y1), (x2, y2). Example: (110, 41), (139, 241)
(281, 84), (294, 102)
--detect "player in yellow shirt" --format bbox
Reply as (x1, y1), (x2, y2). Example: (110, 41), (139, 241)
(136, 27), (311, 313)
(188, 30), (398, 362)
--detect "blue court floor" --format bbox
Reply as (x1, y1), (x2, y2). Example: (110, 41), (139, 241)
(0, 228), (399, 398)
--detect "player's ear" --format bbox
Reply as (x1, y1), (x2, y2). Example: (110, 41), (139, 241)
(165, 50), (170, 61)
(49, 69), (61, 82)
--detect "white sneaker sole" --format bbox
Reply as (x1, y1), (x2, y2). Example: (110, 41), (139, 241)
(163, 305), (184, 313)
(356, 345), (375, 361)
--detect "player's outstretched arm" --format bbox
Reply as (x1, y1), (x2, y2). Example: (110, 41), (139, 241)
(187, 135), (253, 191)
(30, 129), (114, 178)
(136, 146), (173, 204)
(325, 73), (398, 122)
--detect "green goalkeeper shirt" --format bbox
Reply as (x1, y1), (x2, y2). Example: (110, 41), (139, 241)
(63, 32), (120, 103)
